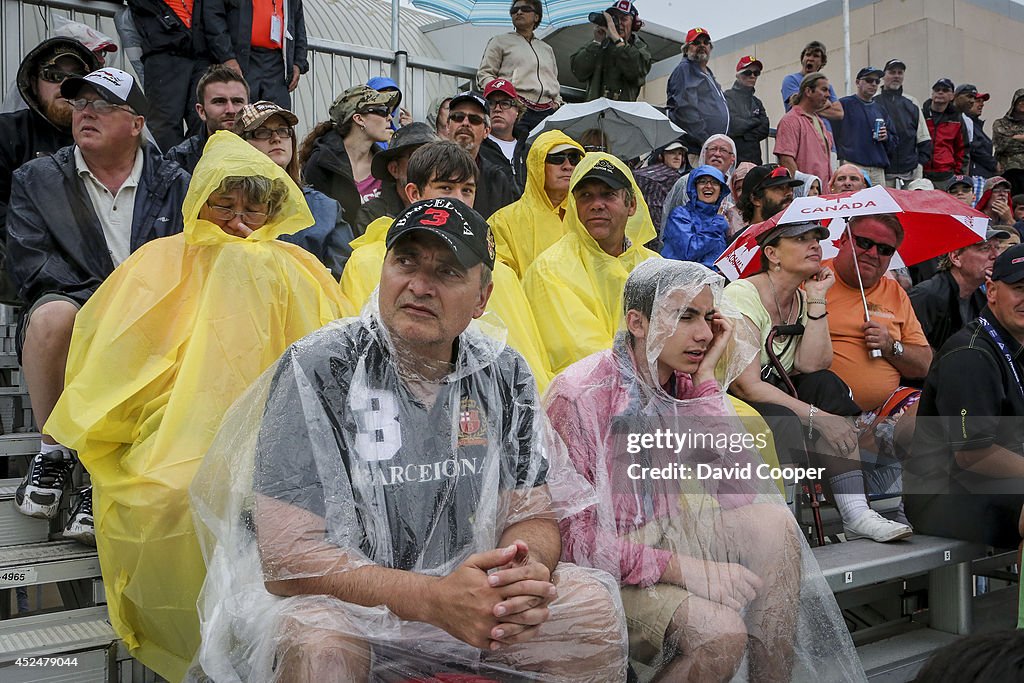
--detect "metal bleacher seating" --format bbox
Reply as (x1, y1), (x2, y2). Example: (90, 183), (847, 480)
(0, 306), (162, 682)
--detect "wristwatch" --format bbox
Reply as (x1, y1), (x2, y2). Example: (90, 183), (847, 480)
(891, 340), (904, 357)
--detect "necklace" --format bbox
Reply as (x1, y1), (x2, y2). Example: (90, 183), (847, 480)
(766, 272), (797, 327)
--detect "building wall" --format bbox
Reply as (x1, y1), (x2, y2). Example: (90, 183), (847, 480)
(642, 0), (1024, 159)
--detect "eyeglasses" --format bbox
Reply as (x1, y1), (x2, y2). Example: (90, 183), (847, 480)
(695, 176), (720, 186)
(246, 126), (293, 140)
(205, 200), (269, 227)
(359, 106), (391, 118)
(66, 98), (133, 115)
(861, 78), (880, 84)
(853, 235), (897, 257)
(545, 151), (583, 166)
(489, 98), (518, 112)
(705, 145), (734, 156)
(39, 67), (84, 84)
(740, 69), (761, 77)
(510, 5), (535, 14)
(448, 111), (486, 126)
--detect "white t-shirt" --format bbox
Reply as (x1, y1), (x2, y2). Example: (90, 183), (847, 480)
(74, 145), (144, 267)
(489, 135), (518, 163)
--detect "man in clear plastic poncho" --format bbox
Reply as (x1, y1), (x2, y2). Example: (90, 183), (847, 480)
(341, 140), (554, 390)
(546, 260), (866, 683)
(489, 130), (585, 279)
(190, 197), (627, 681)
(45, 131), (354, 681)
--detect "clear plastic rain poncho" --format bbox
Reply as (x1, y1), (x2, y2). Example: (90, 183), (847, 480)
(45, 131), (354, 682)
(546, 260), (865, 683)
(189, 295), (629, 681)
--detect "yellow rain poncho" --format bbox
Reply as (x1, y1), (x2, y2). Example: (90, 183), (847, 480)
(46, 132), (354, 682)
(339, 213), (554, 390)
(523, 152), (659, 375)
(489, 131), (583, 279)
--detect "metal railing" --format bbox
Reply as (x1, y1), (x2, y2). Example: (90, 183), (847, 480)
(2, 0), (477, 134)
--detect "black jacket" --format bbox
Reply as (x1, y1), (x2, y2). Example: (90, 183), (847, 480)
(164, 129), (209, 174)
(479, 135), (528, 196)
(964, 113), (998, 178)
(7, 143), (190, 308)
(302, 128), (378, 228)
(475, 154), (517, 220)
(354, 179), (403, 237)
(204, 0), (308, 78)
(909, 270), (987, 351)
(874, 87), (933, 174)
(128, 0), (208, 58)
(724, 81), (769, 165)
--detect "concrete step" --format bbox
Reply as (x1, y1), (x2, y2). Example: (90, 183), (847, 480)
(0, 541), (100, 590)
(0, 606), (115, 667)
(0, 478), (50, 545)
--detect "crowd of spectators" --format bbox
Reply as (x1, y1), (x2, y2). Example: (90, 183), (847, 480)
(2, 2), (1023, 681)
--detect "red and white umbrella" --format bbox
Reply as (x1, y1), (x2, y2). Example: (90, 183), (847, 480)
(716, 185), (989, 280)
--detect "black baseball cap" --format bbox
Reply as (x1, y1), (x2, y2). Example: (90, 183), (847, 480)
(745, 164), (803, 194)
(61, 67), (148, 115)
(386, 198), (495, 269)
(932, 78), (954, 91)
(955, 83), (990, 101)
(448, 91), (489, 114)
(856, 66), (883, 80)
(571, 156), (632, 191)
(991, 243), (1024, 283)
(371, 122), (438, 180)
(883, 58), (906, 71)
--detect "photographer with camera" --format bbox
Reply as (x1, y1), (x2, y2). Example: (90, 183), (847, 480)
(569, 0), (651, 103)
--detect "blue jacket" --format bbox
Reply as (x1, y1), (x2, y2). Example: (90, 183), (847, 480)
(661, 165), (730, 267)
(833, 95), (895, 168)
(280, 187), (354, 280)
(666, 58), (729, 151)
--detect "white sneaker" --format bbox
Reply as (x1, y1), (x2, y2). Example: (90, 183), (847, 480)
(62, 487), (95, 546)
(14, 447), (78, 519)
(844, 509), (913, 542)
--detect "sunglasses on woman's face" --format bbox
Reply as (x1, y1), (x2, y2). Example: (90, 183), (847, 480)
(447, 111), (486, 126)
(853, 235), (897, 257)
(510, 5), (535, 15)
(359, 106), (391, 118)
(545, 151), (583, 166)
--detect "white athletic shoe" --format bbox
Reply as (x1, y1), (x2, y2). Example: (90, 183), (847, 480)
(62, 487), (95, 546)
(844, 508), (913, 543)
(14, 447), (77, 519)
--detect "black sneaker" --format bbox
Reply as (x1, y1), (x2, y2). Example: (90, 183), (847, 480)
(14, 447), (78, 519)
(63, 486), (95, 546)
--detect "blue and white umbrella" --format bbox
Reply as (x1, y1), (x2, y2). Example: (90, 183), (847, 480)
(410, 0), (600, 28)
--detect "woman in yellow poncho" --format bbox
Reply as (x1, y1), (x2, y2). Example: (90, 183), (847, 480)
(45, 132), (354, 682)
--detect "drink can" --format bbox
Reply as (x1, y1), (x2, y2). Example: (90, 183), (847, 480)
(873, 118), (885, 140)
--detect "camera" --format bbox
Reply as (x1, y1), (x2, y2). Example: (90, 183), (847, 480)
(588, 11), (620, 30)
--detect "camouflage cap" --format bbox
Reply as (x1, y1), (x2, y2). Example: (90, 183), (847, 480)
(329, 85), (401, 126)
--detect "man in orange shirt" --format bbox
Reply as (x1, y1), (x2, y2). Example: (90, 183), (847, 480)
(824, 213), (932, 532)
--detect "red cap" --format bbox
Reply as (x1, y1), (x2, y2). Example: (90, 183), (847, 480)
(685, 27), (711, 43)
(736, 55), (763, 72)
(609, 0), (636, 14)
(484, 79), (519, 101)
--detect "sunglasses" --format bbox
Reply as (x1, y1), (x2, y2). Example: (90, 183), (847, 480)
(853, 235), (897, 257)
(740, 69), (761, 77)
(39, 67), (84, 84)
(448, 111), (486, 126)
(510, 5), (535, 14)
(545, 151), (583, 166)
(246, 126), (294, 140)
(692, 38), (712, 46)
(861, 78), (880, 84)
(359, 106), (391, 118)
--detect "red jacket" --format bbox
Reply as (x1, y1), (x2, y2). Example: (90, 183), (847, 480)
(923, 100), (966, 174)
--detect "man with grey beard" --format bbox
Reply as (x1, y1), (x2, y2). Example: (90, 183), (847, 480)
(444, 91), (516, 218)
(665, 27), (729, 153)
(0, 38), (99, 292)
